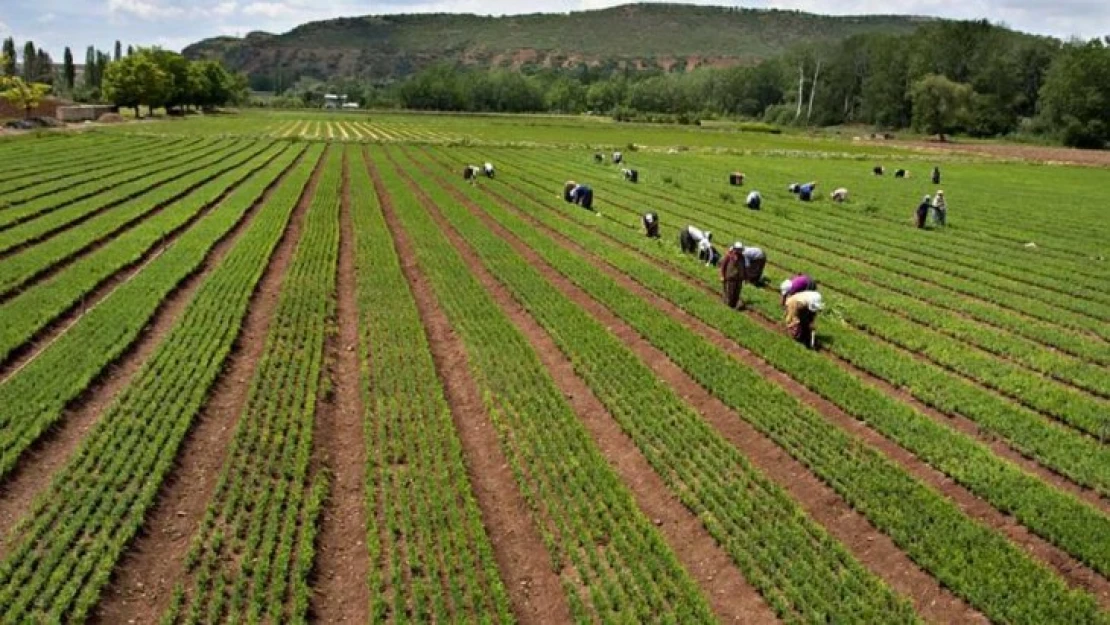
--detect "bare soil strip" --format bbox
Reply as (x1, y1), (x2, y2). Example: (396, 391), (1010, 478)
(473, 182), (1110, 609)
(405, 172), (779, 624)
(308, 151), (372, 623)
(368, 156), (572, 625)
(88, 150), (327, 623)
(0, 148), (310, 551)
(475, 172), (1109, 515)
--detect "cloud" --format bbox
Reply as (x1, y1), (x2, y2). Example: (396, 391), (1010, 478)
(37, 13), (57, 24)
(241, 2), (298, 18)
(107, 0), (186, 20)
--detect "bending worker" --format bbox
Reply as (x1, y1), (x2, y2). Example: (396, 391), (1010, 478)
(830, 187), (849, 203)
(679, 225), (718, 266)
(746, 190), (762, 210)
(483, 162), (495, 178)
(785, 290), (824, 349)
(780, 274), (817, 306)
(463, 165), (481, 181)
(720, 242), (746, 309)
(563, 181), (595, 211)
(742, 246), (767, 284)
(642, 212), (660, 238)
(798, 181), (817, 202)
(932, 190), (947, 226)
(916, 195), (931, 228)
(622, 168), (639, 183)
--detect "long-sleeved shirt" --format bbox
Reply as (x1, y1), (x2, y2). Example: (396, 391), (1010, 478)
(785, 291), (822, 328)
(686, 227), (714, 266)
(742, 247), (765, 267)
(746, 191), (761, 206)
(831, 188), (848, 201)
(720, 249), (743, 280)
(781, 274), (816, 304)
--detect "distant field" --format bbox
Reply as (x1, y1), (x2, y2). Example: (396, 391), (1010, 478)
(0, 111), (1107, 623)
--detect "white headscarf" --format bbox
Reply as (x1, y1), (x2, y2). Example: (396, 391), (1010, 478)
(780, 279), (793, 296)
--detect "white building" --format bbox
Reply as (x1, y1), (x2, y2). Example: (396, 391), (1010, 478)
(323, 93), (348, 109)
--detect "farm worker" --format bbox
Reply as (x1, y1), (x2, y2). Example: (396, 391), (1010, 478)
(463, 165), (480, 181)
(679, 225), (718, 266)
(720, 242), (746, 309)
(613, 151), (623, 164)
(746, 190), (762, 210)
(798, 182), (816, 202)
(483, 162), (495, 178)
(563, 181), (595, 210)
(642, 212), (660, 238)
(873, 165), (885, 176)
(729, 172), (745, 186)
(785, 290), (824, 349)
(742, 246), (767, 284)
(931, 166), (941, 184)
(780, 274), (817, 306)
(830, 187), (849, 203)
(894, 168), (908, 178)
(622, 168), (639, 183)
(932, 190), (947, 226)
(594, 152), (604, 163)
(916, 195), (931, 228)
(788, 183), (800, 194)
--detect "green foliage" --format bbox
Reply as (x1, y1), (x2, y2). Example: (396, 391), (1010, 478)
(0, 76), (50, 119)
(910, 74), (973, 137)
(0, 39), (15, 77)
(1037, 40), (1110, 148)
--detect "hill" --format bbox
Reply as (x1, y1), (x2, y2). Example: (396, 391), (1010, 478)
(183, 3), (931, 85)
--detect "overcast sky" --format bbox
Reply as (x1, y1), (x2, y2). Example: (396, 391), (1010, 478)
(2, 0), (1107, 59)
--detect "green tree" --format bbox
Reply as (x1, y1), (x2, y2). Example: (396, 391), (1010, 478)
(34, 49), (53, 85)
(1, 38), (15, 77)
(1037, 39), (1110, 148)
(114, 41), (122, 63)
(910, 73), (972, 138)
(83, 46), (96, 89)
(1, 77), (50, 118)
(63, 47), (75, 90)
(103, 52), (170, 117)
(21, 41), (35, 82)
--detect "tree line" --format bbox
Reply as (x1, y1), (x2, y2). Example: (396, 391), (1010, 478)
(267, 20), (1108, 148)
(1, 36), (248, 119)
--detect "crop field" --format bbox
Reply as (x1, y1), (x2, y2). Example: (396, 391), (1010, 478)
(0, 111), (1107, 624)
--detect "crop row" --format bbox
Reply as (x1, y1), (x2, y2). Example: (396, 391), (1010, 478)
(524, 155), (1109, 435)
(0, 144), (323, 623)
(168, 147), (341, 623)
(0, 140), (268, 296)
(0, 142), (294, 364)
(0, 138), (251, 256)
(643, 150), (1108, 300)
(498, 151), (1110, 477)
(442, 148), (1110, 576)
(347, 146), (513, 622)
(391, 146), (923, 622)
(0, 138), (215, 231)
(0, 136), (190, 209)
(368, 146), (717, 622)
(0, 135), (133, 187)
(515, 148), (1110, 356)
(409, 146), (1110, 624)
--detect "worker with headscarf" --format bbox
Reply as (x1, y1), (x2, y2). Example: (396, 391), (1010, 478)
(785, 290), (824, 348)
(780, 274), (817, 306)
(483, 162), (495, 178)
(613, 151), (623, 164)
(830, 187), (849, 203)
(679, 225), (718, 266)
(873, 165), (884, 176)
(931, 166), (941, 184)
(742, 246), (767, 284)
(895, 168), (908, 178)
(622, 168), (639, 183)
(729, 172), (745, 186)
(642, 212), (660, 238)
(563, 181), (594, 211)
(719, 242), (746, 309)
(463, 165), (481, 182)
(916, 194), (931, 228)
(932, 190), (947, 226)
(746, 190), (762, 210)
(798, 181), (817, 202)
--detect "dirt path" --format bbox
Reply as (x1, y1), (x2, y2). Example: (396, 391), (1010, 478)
(878, 139), (1110, 167)
(0, 148), (308, 555)
(90, 148), (325, 623)
(368, 154), (573, 625)
(395, 158), (778, 624)
(308, 151), (371, 623)
(470, 179), (1110, 609)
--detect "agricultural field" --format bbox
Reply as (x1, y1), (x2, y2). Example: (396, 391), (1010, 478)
(0, 110), (1107, 624)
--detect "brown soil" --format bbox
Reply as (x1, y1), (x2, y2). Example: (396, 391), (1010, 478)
(475, 180), (1110, 609)
(308, 151), (371, 623)
(395, 155), (778, 623)
(881, 139), (1110, 167)
(90, 147), (325, 623)
(367, 153), (573, 625)
(0, 147), (310, 553)
(406, 152), (979, 622)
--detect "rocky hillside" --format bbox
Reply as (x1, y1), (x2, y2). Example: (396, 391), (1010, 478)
(183, 3), (930, 86)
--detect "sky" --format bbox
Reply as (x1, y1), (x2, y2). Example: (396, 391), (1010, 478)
(1, 0), (1107, 59)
